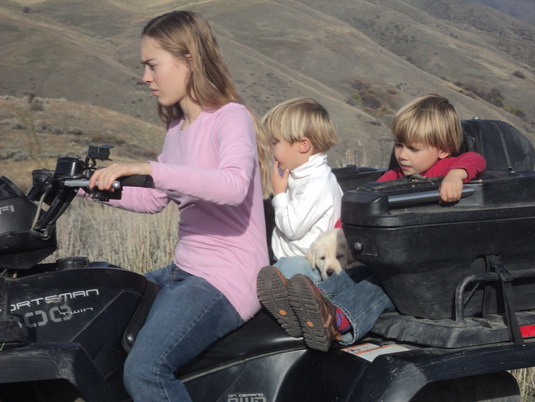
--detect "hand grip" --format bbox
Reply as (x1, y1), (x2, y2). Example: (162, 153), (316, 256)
(63, 175), (154, 189)
(388, 187), (475, 207)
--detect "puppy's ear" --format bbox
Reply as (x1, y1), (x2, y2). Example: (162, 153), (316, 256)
(336, 228), (354, 264)
(305, 242), (316, 270)
(346, 242), (355, 264)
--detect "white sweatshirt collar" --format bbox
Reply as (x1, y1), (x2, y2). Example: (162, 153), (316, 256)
(290, 153), (327, 180)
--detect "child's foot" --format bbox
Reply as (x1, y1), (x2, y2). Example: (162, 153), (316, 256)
(288, 274), (340, 352)
(257, 266), (302, 337)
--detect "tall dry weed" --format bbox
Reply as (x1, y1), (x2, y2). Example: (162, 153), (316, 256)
(47, 198), (178, 273)
(512, 368), (535, 401)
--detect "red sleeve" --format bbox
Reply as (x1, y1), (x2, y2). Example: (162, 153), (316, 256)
(425, 152), (486, 182)
(377, 168), (403, 182)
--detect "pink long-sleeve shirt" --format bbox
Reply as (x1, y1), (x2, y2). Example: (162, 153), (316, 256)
(96, 103), (268, 320)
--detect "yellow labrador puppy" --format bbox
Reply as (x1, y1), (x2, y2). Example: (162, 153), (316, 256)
(305, 228), (354, 281)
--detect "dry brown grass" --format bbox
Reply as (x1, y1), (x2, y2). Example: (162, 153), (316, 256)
(45, 198), (178, 274)
(512, 368), (535, 401)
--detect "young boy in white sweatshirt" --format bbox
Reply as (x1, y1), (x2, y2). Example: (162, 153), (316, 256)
(258, 97), (342, 336)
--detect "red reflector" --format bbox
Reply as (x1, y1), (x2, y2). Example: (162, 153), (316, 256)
(520, 325), (535, 337)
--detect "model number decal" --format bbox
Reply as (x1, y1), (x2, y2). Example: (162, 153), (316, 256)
(10, 289), (100, 312)
(23, 305), (73, 327)
(0, 205), (15, 214)
(227, 394), (266, 402)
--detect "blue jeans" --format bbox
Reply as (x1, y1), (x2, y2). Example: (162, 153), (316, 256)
(274, 256), (322, 285)
(317, 265), (394, 345)
(124, 263), (244, 402)
(275, 258), (393, 345)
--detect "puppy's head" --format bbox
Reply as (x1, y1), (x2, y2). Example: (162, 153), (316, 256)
(305, 229), (354, 281)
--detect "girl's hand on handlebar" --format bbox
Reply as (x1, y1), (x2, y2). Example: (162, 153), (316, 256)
(89, 162), (152, 190)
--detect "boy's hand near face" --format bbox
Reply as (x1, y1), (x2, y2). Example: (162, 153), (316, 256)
(272, 162), (290, 195)
(439, 169), (467, 203)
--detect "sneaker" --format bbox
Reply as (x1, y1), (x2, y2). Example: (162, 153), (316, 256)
(257, 266), (302, 337)
(288, 274), (339, 352)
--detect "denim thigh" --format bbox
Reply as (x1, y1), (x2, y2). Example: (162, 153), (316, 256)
(317, 265), (394, 345)
(144, 262), (181, 286)
(124, 263), (244, 402)
(274, 256), (322, 285)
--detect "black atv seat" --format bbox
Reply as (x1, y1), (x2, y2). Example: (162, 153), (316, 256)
(177, 310), (305, 377)
(460, 119), (534, 171)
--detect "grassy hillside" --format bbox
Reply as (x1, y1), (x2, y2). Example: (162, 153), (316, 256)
(464, 0), (535, 24)
(0, 95), (165, 190)
(1, 0), (534, 179)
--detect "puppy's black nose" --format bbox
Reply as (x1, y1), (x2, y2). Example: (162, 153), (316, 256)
(327, 269), (334, 276)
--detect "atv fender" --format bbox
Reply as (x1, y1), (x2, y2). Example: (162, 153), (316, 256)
(0, 342), (116, 401)
(350, 341), (532, 401)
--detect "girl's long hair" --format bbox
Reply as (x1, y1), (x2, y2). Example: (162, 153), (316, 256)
(142, 10), (240, 123)
(142, 11), (272, 198)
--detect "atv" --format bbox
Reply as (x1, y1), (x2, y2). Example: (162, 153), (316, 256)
(1, 119), (535, 401)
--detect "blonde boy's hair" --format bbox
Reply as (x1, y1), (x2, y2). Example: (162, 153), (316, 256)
(262, 98), (338, 153)
(391, 94), (463, 155)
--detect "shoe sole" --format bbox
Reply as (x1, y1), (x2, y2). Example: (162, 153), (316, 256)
(257, 266), (302, 337)
(288, 274), (337, 352)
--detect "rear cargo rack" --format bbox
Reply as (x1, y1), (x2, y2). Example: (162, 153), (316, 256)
(372, 256), (535, 348)
(455, 256), (535, 345)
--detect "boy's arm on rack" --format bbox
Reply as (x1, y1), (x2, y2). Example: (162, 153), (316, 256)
(439, 169), (467, 203)
(447, 152), (487, 181)
(438, 152), (486, 203)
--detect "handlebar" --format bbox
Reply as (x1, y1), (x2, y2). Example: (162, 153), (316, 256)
(63, 175), (154, 190)
(388, 186), (475, 207)
(2, 146), (156, 269)
(28, 147), (155, 240)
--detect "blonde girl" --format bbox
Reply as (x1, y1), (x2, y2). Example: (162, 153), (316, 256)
(86, 11), (269, 401)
